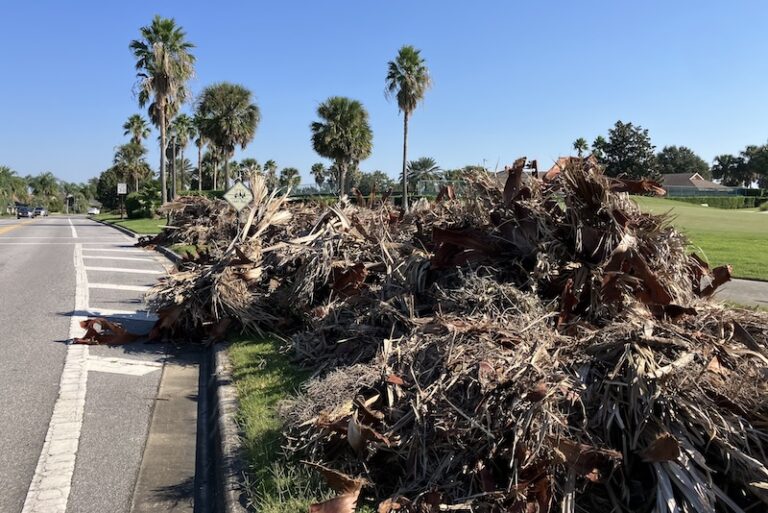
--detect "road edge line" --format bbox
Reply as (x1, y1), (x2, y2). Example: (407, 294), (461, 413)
(21, 243), (89, 513)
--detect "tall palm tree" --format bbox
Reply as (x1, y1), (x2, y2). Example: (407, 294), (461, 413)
(263, 159), (278, 190)
(196, 82), (260, 189)
(170, 113), (195, 193)
(573, 137), (588, 157)
(385, 45), (431, 212)
(123, 114), (151, 145)
(130, 15), (195, 204)
(310, 96), (373, 195)
(311, 162), (326, 187)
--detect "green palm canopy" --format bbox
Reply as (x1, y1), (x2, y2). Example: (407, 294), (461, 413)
(196, 82), (260, 188)
(310, 96), (373, 195)
(386, 45), (431, 212)
(130, 15), (195, 203)
(122, 114), (150, 145)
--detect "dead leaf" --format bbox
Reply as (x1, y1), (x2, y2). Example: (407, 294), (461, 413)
(74, 318), (140, 345)
(640, 433), (680, 462)
(310, 492), (360, 513)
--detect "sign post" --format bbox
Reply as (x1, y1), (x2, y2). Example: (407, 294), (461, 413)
(223, 180), (254, 237)
(117, 183), (127, 219)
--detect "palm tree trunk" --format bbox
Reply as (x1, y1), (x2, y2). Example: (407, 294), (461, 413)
(401, 112), (410, 212)
(213, 161), (218, 190)
(338, 161), (347, 196)
(160, 106), (168, 204)
(171, 140), (177, 199)
(224, 157), (230, 188)
(197, 145), (202, 191)
(179, 147), (185, 191)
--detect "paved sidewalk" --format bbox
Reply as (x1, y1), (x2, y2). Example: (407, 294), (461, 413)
(717, 278), (768, 308)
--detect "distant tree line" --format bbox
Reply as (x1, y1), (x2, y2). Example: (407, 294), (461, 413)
(575, 121), (768, 187)
(0, 166), (96, 214)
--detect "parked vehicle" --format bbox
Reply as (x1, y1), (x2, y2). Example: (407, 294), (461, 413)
(17, 207), (34, 219)
(87, 207), (101, 215)
(33, 206), (48, 217)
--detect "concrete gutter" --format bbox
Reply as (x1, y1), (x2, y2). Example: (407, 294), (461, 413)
(96, 216), (250, 511)
(197, 344), (248, 512)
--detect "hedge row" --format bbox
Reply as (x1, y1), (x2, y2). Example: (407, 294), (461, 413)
(671, 196), (765, 209)
(180, 190), (225, 200)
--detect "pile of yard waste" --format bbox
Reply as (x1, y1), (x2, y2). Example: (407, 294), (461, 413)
(139, 161), (768, 513)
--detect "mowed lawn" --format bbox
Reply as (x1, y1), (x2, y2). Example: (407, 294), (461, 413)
(632, 197), (768, 281)
(92, 213), (167, 235)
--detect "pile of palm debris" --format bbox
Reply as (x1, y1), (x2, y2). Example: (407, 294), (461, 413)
(139, 162), (767, 513)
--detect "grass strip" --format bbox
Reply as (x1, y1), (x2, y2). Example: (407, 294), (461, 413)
(229, 336), (378, 513)
(92, 213), (167, 235)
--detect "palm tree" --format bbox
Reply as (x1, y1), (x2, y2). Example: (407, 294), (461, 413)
(310, 96), (373, 195)
(263, 159), (278, 190)
(193, 114), (206, 191)
(385, 45), (432, 212)
(279, 167), (301, 187)
(170, 113), (195, 193)
(712, 154), (746, 187)
(311, 162), (326, 187)
(240, 158), (261, 174)
(113, 142), (150, 191)
(123, 114), (151, 145)
(130, 15), (195, 204)
(196, 82), (260, 189)
(573, 137), (588, 157)
(407, 156), (441, 191)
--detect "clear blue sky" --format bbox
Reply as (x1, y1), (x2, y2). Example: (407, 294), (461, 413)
(1, 1), (768, 184)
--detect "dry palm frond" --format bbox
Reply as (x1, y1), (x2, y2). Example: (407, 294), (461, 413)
(140, 157), (768, 511)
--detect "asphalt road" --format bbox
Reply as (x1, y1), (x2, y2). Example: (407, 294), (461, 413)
(0, 216), (174, 513)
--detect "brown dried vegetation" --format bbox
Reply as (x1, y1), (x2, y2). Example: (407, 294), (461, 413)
(143, 160), (768, 513)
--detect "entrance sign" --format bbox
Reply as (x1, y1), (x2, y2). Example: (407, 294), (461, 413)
(223, 181), (254, 212)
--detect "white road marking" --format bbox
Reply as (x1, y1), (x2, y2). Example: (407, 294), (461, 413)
(84, 266), (163, 275)
(87, 355), (162, 377)
(80, 308), (158, 322)
(68, 218), (77, 238)
(88, 283), (151, 292)
(82, 255), (156, 262)
(0, 242), (133, 245)
(82, 247), (145, 253)
(22, 244), (89, 513)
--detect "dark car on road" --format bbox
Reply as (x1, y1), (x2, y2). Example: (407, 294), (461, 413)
(17, 206), (34, 219)
(33, 206), (48, 217)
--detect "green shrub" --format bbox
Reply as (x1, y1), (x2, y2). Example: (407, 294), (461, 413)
(125, 186), (161, 219)
(669, 196), (757, 209)
(759, 201), (768, 212)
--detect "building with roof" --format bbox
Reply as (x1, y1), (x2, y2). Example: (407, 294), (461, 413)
(660, 173), (736, 196)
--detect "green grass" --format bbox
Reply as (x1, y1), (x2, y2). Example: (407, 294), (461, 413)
(229, 336), (376, 513)
(169, 244), (199, 260)
(92, 213), (167, 235)
(632, 196), (768, 281)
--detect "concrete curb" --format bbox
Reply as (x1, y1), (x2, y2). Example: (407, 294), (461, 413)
(90, 217), (185, 266)
(90, 217), (141, 239)
(211, 343), (249, 513)
(155, 245), (183, 265)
